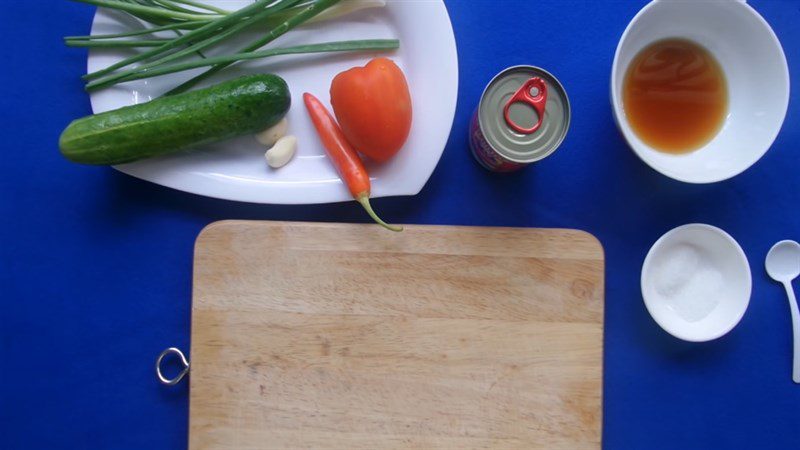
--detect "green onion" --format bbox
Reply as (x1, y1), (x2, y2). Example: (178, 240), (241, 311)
(114, 0), (211, 27)
(64, 20), (208, 41)
(67, 0), (397, 93)
(86, 39), (399, 90)
(86, 0), (303, 89)
(150, 0), (213, 15)
(162, 0), (231, 15)
(82, 0), (290, 81)
(165, 0), (340, 95)
(72, 0), (222, 21)
(66, 39), (168, 48)
(275, 0), (385, 25)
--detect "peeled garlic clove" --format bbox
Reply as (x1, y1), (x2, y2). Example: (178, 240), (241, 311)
(265, 135), (297, 169)
(255, 118), (289, 147)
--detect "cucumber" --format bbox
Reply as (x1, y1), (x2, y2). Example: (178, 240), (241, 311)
(60, 74), (291, 165)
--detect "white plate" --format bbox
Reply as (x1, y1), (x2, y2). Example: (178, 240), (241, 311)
(87, 0), (458, 204)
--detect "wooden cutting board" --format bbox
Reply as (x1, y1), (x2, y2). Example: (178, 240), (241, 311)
(189, 221), (604, 449)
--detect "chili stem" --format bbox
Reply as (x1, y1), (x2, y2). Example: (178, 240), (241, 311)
(357, 195), (403, 232)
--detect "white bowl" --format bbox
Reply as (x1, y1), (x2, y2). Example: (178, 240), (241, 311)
(641, 224), (751, 342)
(611, 0), (790, 183)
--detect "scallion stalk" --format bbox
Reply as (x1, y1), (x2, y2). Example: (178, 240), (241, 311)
(86, 39), (399, 90)
(82, 0), (290, 81)
(85, 0), (303, 89)
(65, 20), (208, 41)
(163, 0), (231, 14)
(67, 39), (168, 48)
(164, 0), (341, 95)
(72, 0), (222, 21)
(67, 0), (397, 94)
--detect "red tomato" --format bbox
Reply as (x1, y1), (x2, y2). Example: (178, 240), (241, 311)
(329, 58), (412, 163)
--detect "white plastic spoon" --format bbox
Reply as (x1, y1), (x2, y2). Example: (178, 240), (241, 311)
(766, 240), (800, 384)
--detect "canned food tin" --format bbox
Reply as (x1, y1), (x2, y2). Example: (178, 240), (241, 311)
(470, 66), (571, 172)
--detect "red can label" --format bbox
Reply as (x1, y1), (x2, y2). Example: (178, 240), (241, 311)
(469, 111), (526, 172)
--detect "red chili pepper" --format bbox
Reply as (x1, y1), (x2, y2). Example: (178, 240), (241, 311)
(303, 92), (402, 232)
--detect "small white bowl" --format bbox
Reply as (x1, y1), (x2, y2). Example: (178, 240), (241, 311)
(611, 0), (790, 183)
(641, 224), (751, 342)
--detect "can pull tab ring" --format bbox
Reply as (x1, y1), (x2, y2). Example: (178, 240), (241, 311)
(503, 77), (548, 134)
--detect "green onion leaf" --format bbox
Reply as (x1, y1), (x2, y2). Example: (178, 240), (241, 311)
(86, 39), (400, 90)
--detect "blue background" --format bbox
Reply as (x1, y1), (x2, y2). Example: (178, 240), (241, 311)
(2, 1), (799, 449)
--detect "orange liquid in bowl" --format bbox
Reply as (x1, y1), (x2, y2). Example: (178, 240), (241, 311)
(623, 38), (728, 154)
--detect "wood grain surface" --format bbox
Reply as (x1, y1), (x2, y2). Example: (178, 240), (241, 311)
(189, 221), (604, 449)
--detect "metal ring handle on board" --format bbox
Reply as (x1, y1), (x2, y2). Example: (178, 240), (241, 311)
(156, 347), (190, 386)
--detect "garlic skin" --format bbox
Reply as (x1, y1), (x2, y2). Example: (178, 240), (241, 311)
(265, 135), (297, 169)
(255, 118), (289, 147)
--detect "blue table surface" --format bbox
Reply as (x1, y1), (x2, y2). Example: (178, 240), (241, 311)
(2, 1), (800, 449)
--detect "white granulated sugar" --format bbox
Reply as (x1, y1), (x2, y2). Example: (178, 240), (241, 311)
(653, 243), (722, 322)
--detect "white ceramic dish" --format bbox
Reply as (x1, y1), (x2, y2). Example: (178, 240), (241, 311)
(611, 0), (789, 184)
(641, 224), (752, 342)
(87, 0), (458, 204)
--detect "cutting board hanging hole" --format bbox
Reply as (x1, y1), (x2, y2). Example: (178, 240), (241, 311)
(156, 347), (190, 386)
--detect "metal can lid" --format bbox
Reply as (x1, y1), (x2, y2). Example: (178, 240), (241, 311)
(478, 66), (571, 164)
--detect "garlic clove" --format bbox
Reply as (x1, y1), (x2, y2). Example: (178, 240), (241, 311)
(255, 117), (289, 147)
(265, 135), (297, 169)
